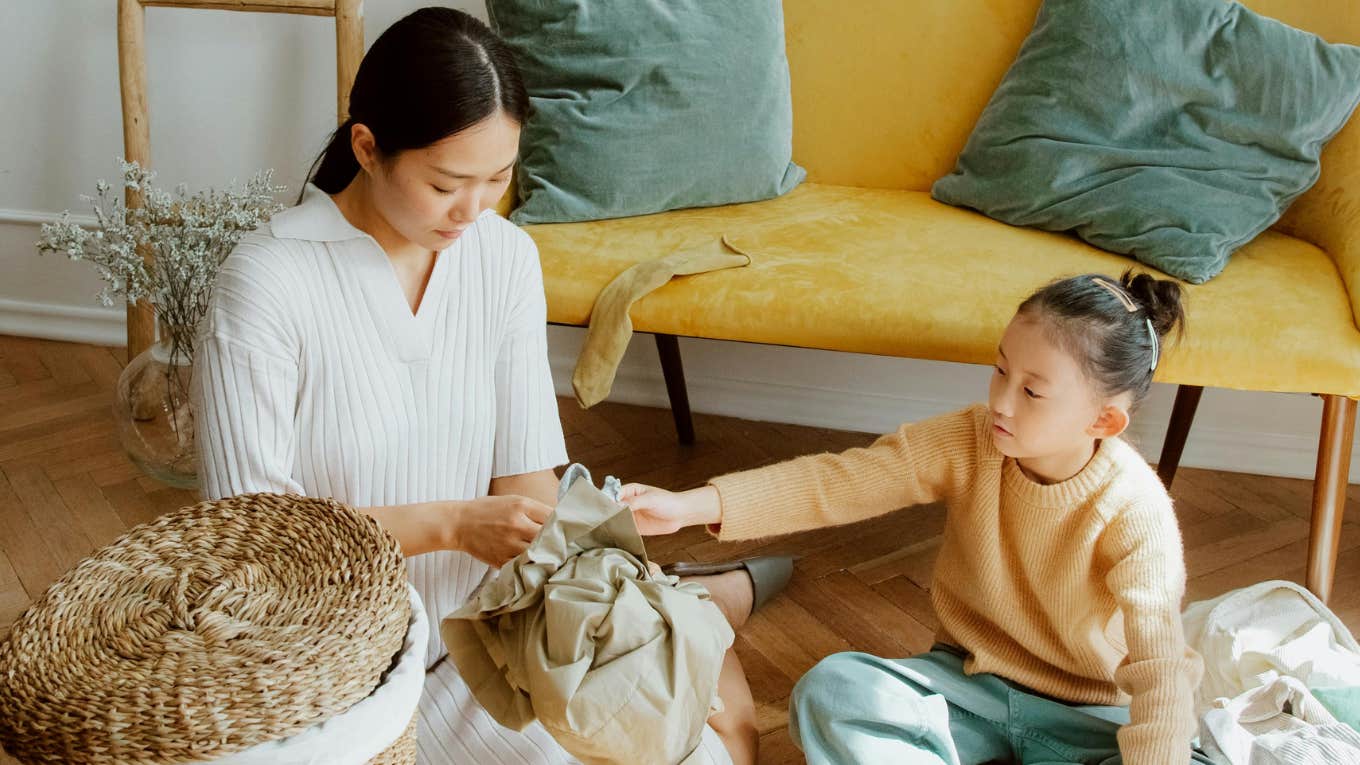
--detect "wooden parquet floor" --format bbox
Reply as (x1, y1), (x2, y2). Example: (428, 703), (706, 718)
(2, 334), (1358, 764)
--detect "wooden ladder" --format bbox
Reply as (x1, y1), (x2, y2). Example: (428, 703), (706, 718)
(117, 0), (363, 359)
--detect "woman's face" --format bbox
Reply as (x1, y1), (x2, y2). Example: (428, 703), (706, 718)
(361, 111), (520, 251)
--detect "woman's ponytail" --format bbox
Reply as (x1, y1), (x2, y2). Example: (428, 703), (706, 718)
(301, 118), (361, 202)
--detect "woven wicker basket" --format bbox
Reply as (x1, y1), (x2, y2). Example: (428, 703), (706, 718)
(0, 493), (417, 765)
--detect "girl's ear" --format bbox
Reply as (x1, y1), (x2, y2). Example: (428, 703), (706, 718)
(1089, 403), (1130, 439)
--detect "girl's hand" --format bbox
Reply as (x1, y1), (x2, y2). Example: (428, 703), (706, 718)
(449, 495), (551, 566)
(619, 484), (722, 536)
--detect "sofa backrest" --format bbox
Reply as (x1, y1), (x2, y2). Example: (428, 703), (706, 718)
(782, 0), (1359, 241)
(783, 0), (1040, 192)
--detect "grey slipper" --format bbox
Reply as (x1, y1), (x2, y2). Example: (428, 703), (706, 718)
(662, 555), (795, 615)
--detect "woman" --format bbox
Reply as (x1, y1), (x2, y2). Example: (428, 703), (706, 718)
(192, 8), (758, 764)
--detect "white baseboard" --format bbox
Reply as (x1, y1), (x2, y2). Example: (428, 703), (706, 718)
(0, 298), (126, 346)
(2, 298), (1353, 484)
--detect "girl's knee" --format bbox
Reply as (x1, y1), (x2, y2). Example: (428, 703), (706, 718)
(792, 652), (889, 715)
(791, 653), (956, 763)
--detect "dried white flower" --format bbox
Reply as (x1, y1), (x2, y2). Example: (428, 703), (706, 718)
(37, 159), (286, 367)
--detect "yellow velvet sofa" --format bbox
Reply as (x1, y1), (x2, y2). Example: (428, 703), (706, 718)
(512, 0), (1360, 602)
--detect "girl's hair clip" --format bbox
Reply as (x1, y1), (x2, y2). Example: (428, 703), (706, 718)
(1092, 277), (1158, 371)
(1147, 318), (1159, 372)
(1091, 276), (1138, 313)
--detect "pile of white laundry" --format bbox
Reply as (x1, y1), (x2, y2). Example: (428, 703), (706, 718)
(1183, 580), (1360, 764)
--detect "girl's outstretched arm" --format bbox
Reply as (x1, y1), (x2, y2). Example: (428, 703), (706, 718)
(625, 405), (982, 541)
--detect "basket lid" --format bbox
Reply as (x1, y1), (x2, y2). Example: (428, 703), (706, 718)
(0, 493), (410, 764)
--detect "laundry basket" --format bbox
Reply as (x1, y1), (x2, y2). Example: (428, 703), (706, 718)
(0, 493), (424, 765)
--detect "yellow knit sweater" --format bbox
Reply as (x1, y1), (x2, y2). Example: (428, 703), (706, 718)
(709, 405), (1202, 765)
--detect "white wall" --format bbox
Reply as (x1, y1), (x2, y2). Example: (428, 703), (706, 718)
(2, 0), (1356, 485)
(2, 0), (476, 335)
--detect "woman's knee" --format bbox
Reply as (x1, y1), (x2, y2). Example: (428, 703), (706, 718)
(708, 648), (757, 743)
(708, 706), (756, 739)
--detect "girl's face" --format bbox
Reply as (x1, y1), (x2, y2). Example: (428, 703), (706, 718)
(356, 111), (520, 252)
(988, 314), (1128, 466)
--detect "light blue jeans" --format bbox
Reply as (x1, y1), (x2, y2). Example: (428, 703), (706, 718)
(790, 646), (1214, 764)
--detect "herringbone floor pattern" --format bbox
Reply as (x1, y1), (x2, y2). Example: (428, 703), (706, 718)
(1, 334), (1357, 764)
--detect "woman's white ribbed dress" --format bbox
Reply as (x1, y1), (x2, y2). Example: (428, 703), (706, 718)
(190, 185), (577, 764)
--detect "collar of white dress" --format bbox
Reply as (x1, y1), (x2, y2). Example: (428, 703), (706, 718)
(269, 183), (370, 243)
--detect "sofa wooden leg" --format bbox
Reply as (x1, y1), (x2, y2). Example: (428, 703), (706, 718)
(1157, 385), (1203, 488)
(654, 333), (695, 445)
(1307, 394), (1357, 603)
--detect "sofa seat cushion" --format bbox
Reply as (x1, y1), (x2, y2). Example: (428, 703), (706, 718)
(525, 183), (1360, 397)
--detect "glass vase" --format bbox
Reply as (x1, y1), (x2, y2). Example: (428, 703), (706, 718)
(113, 336), (197, 489)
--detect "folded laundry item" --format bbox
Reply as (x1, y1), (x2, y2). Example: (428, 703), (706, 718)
(1184, 580), (1360, 765)
(442, 465), (735, 765)
(1183, 579), (1360, 709)
(1200, 671), (1360, 765)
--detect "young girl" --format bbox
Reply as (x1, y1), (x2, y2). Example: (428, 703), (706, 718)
(622, 272), (1214, 765)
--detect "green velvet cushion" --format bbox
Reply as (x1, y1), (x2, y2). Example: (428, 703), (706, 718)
(931, 0), (1360, 284)
(488, 0), (805, 225)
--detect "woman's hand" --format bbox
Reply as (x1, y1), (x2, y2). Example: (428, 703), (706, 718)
(619, 484), (722, 536)
(449, 495), (552, 567)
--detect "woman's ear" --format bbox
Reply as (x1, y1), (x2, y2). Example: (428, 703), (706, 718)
(1089, 403), (1130, 439)
(350, 123), (379, 173)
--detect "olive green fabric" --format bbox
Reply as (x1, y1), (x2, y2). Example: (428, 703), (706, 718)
(487, 0), (805, 225)
(441, 466), (734, 765)
(931, 0), (1360, 284)
(573, 237), (751, 409)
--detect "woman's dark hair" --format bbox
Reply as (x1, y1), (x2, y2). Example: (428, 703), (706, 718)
(302, 7), (528, 200)
(1017, 270), (1186, 409)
